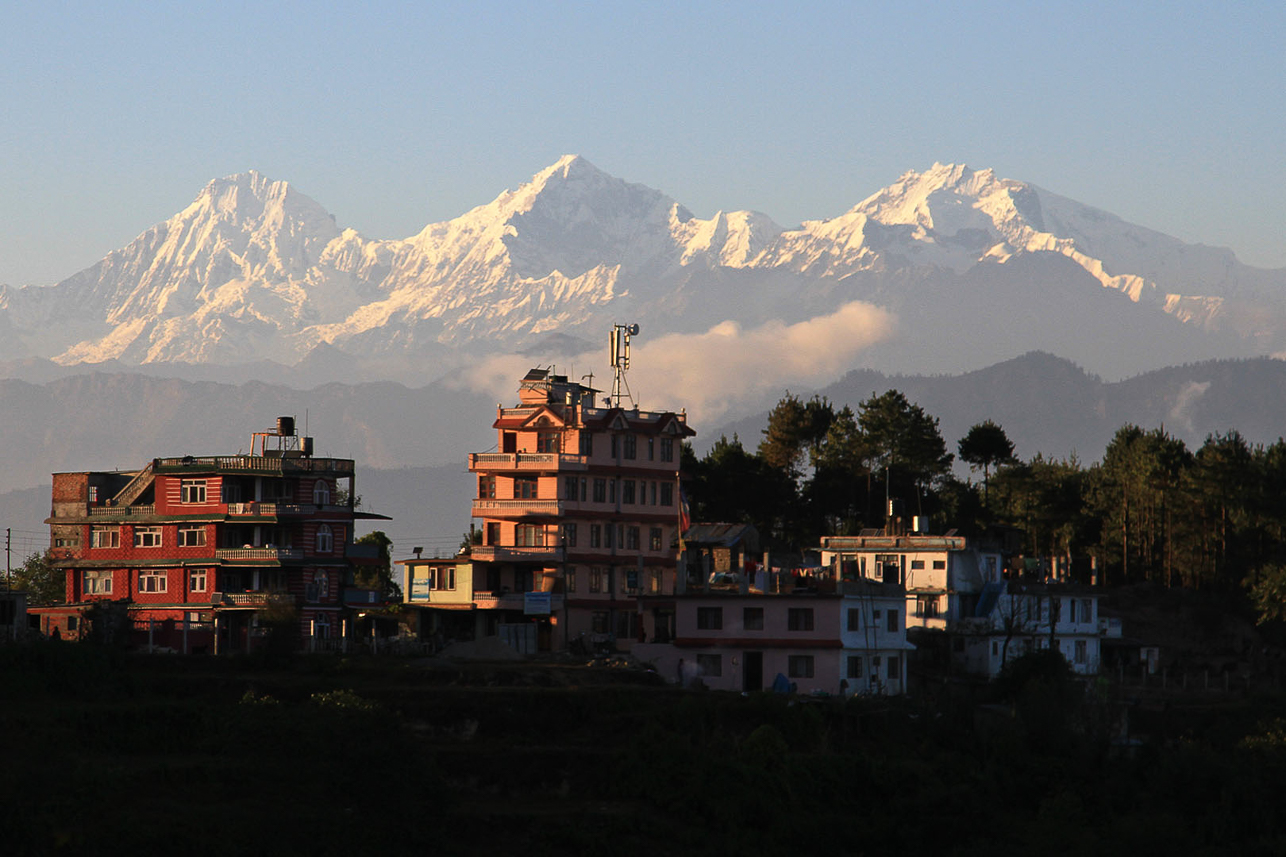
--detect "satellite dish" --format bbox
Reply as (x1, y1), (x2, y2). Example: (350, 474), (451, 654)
(628, 324), (639, 336)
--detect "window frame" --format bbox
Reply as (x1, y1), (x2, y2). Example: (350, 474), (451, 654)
(696, 606), (723, 630)
(179, 479), (207, 504)
(788, 607), (815, 632)
(788, 655), (815, 678)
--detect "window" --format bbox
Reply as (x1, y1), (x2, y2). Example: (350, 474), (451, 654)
(591, 611), (609, 634)
(83, 570), (112, 595)
(788, 655), (814, 678)
(514, 477), (538, 499)
(847, 656), (863, 679)
(590, 524), (602, 549)
(479, 475), (496, 499)
(915, 596), (938, 618)
(562, 523), (578, 547)
(180, 479), (207, 504)
(647, 437), (655, 460)
(649, 569), (662, 594)
(886, 608), (899, 633)
(436, 566), (456, 591)
(593, 478), (607, 503)
(604, 526), (614, 549)
(91, 527), (120, 549)
(54, 534), (80, 548)
(189, 568), (207, 592)
(566, 567), (577, 593)
(650, 482), (658, 505)
(615, 612), (638, 640)
(623, 434), (637, 460)
(660, 438), (674, 462)
(486, 522), (500, 545)
(626, 526), (640, 550)
(910, 559), (925, 570)
(788, 608), (814, 631)
(178, 526), (206, 547)
(537, 431), (560, 453)
(313, 480), (331, 505)
(589, 567), (605, 593)
(887, 656), (900, 679)
(1067, 598), (1076, 623)
(580, 477), (587, 501)
(661, 482), (673, 506)
(609, 479), (617, 504)
(696, 653), (722, 677)
(579, 433), (593, 456)
(133, 527), (162, 548)
(222, 481), (242, 503)
(1075, 640), (1087, 664)
(743, 607), (764, 631)
(847, 608), (861, 631)
(1082, 599), (1093, 624)
(649, 527), (662, 551)
(564, 475), (578, 499)
(696, 607), (723, 630)
(138, 571), (167, 593)
(315, 524), (333, 553)
(515, 524), (544, 547)
(622, 480), (636, 504)
(933, 560), (946, 570)
(67, 616), (79, 632)
(610, 434), (619, 458)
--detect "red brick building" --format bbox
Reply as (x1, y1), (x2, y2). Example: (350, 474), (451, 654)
(35, 419), (385, 652)
(466, 367), (695, 652)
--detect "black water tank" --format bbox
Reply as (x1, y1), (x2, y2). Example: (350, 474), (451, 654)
(277, 416), (295, 436)
(302, 436), (314, 456)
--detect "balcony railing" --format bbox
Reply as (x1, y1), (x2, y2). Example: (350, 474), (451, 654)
(471, 498), (564, 517)
(88, 504), (156, 517)
(155, 455), (354, 475)
(226, 502), (349, 516)
(469, 545), (566, 563)
(214, 547), (304, 561)
(468, 453), (589, 472)
(216, 591), (297, 607)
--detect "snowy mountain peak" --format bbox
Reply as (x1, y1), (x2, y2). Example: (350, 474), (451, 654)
(2, 158), (1281, 375)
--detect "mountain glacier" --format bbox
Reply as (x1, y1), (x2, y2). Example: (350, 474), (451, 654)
(2, 156), (1281, 377)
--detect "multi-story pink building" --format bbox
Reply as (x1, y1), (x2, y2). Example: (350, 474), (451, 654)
(467, 367), (694, 652)
(34, 419), (384, 652)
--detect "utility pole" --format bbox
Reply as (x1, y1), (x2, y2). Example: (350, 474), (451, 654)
(5, 527), (10, 589)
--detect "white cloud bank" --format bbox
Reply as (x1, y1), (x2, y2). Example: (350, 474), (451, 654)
(457, 300), (897, 428)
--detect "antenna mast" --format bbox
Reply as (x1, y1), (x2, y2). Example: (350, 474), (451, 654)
(609, 323), (639, 408)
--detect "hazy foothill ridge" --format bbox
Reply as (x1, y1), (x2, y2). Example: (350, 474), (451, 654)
(1, 157), (1282, 379)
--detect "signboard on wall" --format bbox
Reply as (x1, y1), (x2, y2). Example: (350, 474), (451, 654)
(524, 592), (552, 615)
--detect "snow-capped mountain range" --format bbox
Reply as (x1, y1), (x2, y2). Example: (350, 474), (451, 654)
(2, 156), (1282, 377)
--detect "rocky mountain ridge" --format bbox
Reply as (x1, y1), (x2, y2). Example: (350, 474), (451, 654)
(3, 157), (1282, 379)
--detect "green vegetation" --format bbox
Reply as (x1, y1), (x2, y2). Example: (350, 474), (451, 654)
(688, 392), (1286, 615)
(9, 550), (62, 605)
(4, 643), (1286, 855)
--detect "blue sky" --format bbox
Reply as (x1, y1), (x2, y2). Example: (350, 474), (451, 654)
(2, 0), (1283, 286)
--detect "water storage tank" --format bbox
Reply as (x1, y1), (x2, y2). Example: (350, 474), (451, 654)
(302, 436), (314, 457)
(277, 416), (295, 437)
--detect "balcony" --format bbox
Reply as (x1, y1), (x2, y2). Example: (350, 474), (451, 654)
(469, 545), (566, 563)
(468, 453), (589, 472)
(155, 455), (354, 475)
(226, 502), (350, 516)
(215, 591), (297, 608)
(473, 591), (565, 611)
(88, 504), (156, 518)
(215, 547), (304, 562)
(471, 498), (565, 518)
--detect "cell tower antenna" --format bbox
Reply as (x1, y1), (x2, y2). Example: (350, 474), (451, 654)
(609, 323), (639, 408)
